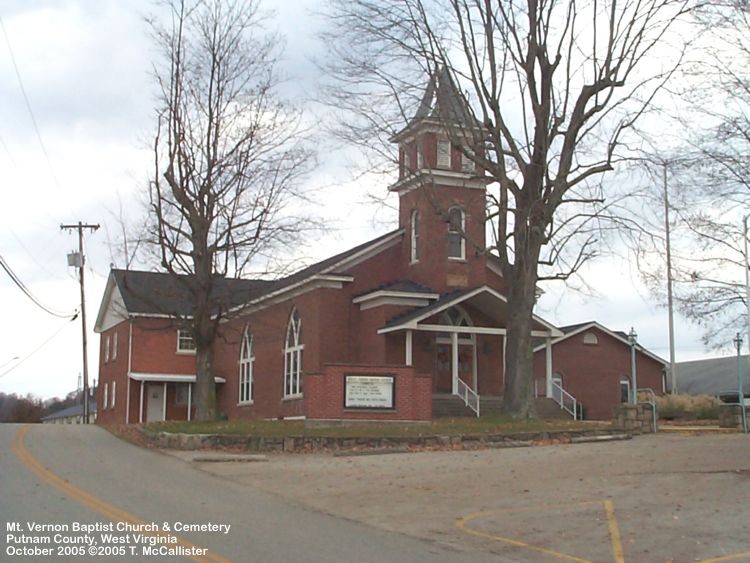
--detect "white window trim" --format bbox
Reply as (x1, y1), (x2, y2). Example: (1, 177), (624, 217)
(239, 328), (254, 405)
(461, 151), (474, 173)
(284, 310), (304, 398)
(177, 329), (197, 355)
(620, 377), (631, 404)
(104, 336), (110, 363)
(447, 207), (466, 261)
(410, 209), (420, 264)
(112, 332), (118, 361)
(437, 139), (451, 169)
(111, 381), (116, 409)
(103, 382), (108, 410)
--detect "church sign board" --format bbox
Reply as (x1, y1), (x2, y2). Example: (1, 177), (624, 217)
(344, 374), (395, 409)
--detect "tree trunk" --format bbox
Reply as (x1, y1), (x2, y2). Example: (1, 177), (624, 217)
(193, 342), (216, 421)
(503, 274), (538, 418)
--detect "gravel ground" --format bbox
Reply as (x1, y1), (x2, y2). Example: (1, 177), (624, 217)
(166, 432), (750, 562)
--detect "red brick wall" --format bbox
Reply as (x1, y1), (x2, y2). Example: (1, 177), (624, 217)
(398, 184), (488, 293)
(533, 327), (665, 420)
(304, 364), (432, 422)
(96, 321), (131, 425)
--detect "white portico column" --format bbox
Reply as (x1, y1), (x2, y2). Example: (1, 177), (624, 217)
(545, 336), (553, 398)
(405, 330), (413, 366)
(451, 332), (459, 394)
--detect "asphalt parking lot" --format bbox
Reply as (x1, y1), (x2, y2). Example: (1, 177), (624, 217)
(175, 432), (750, 562)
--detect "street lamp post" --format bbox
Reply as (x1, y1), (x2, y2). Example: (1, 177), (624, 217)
(629, 327), (638, 406)
(734, 333), (748, 434)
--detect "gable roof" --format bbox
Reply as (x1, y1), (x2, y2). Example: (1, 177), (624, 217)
(532, 321), (667, 366)
(41, 403), (97, 422)
(379, 285), (562, 336)
(95, 230), (402, 330)
(675, 355), (750, 396)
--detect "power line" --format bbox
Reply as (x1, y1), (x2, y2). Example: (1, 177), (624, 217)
(0, 254), (77, 318)
(0, 15), (62, 190)
(0, 316), (77, 379)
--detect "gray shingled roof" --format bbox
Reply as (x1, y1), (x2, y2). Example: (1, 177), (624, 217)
(113, 270), (271, 317)
(112, 230), (402, 317)
(412, 66), (476, 127)
(41, 403), (97, 421)
(675, 355), (750, 397)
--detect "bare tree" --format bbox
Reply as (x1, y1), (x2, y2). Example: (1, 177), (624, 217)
(147, 0), (312, 420)
(631, 1), (750, 350)
(321, 0), (692, 417)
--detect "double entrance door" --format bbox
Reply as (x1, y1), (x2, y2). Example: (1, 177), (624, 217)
(435, 341), (476, 393)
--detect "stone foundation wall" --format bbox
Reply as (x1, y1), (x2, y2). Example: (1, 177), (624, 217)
(140, 427), (623, 453)
(612, 404), (657, 433)
(719, 404), (749, 430)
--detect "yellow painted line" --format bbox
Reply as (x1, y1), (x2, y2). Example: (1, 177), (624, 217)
(603, 500), (625, 563)
(699, 552), (750, 562)
(456, 510), (592, 562)
(12, 426), (232, 563)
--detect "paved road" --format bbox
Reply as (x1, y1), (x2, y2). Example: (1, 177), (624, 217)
(0, 424), (491, 562)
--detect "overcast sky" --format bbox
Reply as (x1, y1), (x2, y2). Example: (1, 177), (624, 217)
(0, 0), (723, 401)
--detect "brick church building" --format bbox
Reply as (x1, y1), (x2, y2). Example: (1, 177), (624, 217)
(94, 70), (665, 425)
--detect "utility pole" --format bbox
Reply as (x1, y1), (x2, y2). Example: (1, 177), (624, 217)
(663, 162), (677, 394)
(61, 221), (99, 424)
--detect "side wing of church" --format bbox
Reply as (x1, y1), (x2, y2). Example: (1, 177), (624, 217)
(93, 69), (665, 425)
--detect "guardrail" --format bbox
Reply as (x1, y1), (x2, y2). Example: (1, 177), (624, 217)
(551, 380), (577, 420)
(456, 378), (480, 417)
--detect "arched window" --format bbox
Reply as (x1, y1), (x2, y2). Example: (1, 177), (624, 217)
(582, 332), (599, 345)
(239, 327), (254, 404)
(284, 309), (303, 397)
(447, 207), (465, 260)
(410, 209), (420, 263)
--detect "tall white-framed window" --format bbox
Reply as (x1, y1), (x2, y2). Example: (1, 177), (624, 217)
(111, 381), (116, 409)
(620, 377), (631, 404)
(239, 327), (254, 404)
(447, 207), (465, 260)
(437, 139), (451, 168)
(103, 382), (108, 410)
(112, 331), (118, 360)
(417, 145), (424, 169)
(177, 329), (197, 353)
(104, 336), (110, 363)
(284, 309), (304, 398)
(410, 209), (420, 263)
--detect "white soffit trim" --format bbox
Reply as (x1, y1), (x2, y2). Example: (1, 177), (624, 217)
(353, 289), (440, 310)
(486, 259), (503, 278)
(128, 372), (227, 383)
(389, 171), (488, 194)
(95, 279), (129, 333)
(531, 321), (668, 366)
(227, 274), (354, 318)
(358, 296), (432, 311)
(226, 232), (402, 317)
(377, 285), (562, 337)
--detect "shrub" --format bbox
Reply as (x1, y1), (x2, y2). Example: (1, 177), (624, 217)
(655, 394), (721, 420)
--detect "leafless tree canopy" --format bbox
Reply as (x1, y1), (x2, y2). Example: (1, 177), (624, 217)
(322, 0), (691, 416)
(633, 1), (750, 350)
(146, 0), (313, 420)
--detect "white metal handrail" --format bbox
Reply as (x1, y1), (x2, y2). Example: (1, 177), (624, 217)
(551, 380), (578, 420)
(456, 378), (480, 417)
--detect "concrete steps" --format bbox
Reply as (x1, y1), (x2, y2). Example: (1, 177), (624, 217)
(534, 397), (575, 420)
(431, 394), (575, 419)
(432, 394), (476, 417)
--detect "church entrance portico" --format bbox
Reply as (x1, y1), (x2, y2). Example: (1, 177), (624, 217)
(379, 286), (562, 404)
